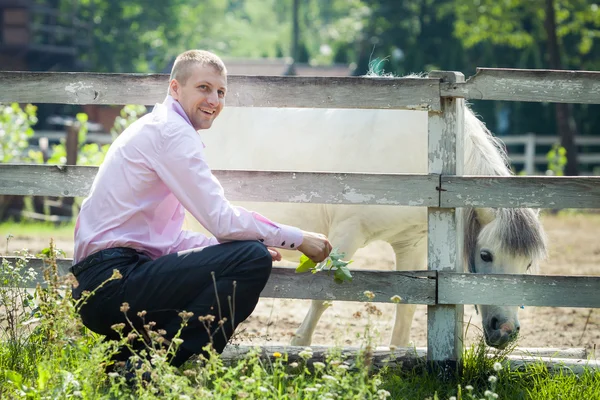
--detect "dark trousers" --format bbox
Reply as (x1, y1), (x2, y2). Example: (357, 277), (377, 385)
(72, 241), (272, 367)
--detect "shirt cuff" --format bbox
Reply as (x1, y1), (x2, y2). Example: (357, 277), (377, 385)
(260, 224), (303, 250)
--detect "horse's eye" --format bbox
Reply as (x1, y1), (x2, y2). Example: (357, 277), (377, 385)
(480, 250), (493, 263)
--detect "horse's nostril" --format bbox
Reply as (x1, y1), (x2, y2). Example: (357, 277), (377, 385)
(491, 317), (500, 330)
(516, 325), (521, 332)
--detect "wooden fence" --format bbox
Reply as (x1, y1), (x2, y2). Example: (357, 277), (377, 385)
(1, 67), (600, 367)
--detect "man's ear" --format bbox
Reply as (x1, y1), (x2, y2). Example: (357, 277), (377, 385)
(169, 79), (180, 99)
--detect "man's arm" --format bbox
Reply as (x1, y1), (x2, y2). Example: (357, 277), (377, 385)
(152, 125), (304, 252)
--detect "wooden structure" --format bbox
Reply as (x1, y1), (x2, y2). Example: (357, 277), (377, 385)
(0, 0), (90, 70)
(502, 134), (600, 175)
(1, 67), (600, 368)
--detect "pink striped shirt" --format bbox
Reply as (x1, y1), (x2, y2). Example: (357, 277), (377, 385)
(73, 95), (303, 263)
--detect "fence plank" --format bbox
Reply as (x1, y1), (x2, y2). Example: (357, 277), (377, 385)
(427, 71), (465, 366)
(0, 164), (439, 206)
(438, 273), (600, 308)
(441, 68), (600, 104)
(440, 176), (600, 208)
(0, 72), (441, 111)
(1, 257), (436, 304)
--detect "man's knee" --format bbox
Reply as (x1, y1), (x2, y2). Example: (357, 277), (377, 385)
(240, 241), (273, 277)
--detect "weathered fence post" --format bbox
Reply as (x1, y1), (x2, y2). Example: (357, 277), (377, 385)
(427, 71), (465, 370)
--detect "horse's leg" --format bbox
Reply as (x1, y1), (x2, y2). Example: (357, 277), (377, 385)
(389, 238), (426, 347)
(291, 219), (364, 346)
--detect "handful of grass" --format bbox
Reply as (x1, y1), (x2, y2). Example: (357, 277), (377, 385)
(294, 248), (353, 284)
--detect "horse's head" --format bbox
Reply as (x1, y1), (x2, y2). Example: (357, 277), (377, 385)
(465, 207), (547, 349)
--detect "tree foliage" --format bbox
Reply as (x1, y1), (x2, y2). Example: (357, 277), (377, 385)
(446, 0), (600, 70)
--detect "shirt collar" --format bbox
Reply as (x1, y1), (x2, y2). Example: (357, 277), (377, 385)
(162, 94), (206, 148)
(163, 94), (193, 127)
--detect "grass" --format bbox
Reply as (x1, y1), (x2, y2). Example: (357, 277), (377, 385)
(380, 343), (600, 400)
(0, 220), (75, 241)
(0, 239), (599, 399)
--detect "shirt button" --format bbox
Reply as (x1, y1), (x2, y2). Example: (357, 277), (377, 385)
(281, 241), (286, 246)
(259, 239), (264, 243)
(290, 243), (295, 248)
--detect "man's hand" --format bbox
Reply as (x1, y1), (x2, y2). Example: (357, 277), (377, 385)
(297, 231), (332, 263)
(268, 247), (282, 262)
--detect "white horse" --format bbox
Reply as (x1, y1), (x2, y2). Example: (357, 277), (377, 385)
(184, 81), (548, 349)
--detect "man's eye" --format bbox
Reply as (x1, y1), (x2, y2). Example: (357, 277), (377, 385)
(199, 85), (208, 90)
(218, 90), (225, 97)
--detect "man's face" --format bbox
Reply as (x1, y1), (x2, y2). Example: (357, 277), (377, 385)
(169, 64), (227, 130)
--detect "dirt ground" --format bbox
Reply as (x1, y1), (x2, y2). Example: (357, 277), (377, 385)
(4, 212), (600, 354)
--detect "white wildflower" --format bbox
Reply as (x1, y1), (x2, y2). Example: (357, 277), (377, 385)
(258, 387), (269, 393)
(449, 397), (457, 400)
(322, 374), (337, 382)
(390, 295), (402, 303)
(289, 362), (299, 368)
(313, 361), (326, 369)
(488, 375), (497, 383)
(245, 378), (255, 385)
(465, 385), (474, 391)
(304, 387), (318, 393)
(377, 389), (391, 399)
(484, 390), (493, 397)
(299, 347), (313, 360)
(493, 361), (502, 372)
(363, 290), (375, 300)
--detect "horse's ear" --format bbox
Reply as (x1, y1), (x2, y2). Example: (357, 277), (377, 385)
(474, 207), (496, 225)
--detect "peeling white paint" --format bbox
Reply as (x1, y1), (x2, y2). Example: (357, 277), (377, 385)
(375, 197), (401, 205)
(288, 193), (316, 203)
(408, 199), (425, 206)
(342, 186), (375, 203)
(64, 81), (93, 94)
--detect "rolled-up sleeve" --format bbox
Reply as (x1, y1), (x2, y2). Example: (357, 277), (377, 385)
(151, 124), (304, 250)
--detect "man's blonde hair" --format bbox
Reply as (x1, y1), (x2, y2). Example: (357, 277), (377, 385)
(169, 50), (227, 85)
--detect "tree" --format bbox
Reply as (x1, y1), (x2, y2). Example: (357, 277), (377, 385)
(447, 0), (600, 175)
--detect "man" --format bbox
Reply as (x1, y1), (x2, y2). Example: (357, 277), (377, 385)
(71, 50), (332, 369)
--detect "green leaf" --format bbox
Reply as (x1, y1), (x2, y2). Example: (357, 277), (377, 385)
(295, 255), (316, 273)
(5, 370), (23, 385)
(334, 265), (353, 284)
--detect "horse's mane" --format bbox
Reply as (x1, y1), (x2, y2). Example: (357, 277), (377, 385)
(377, 71), (548, 270)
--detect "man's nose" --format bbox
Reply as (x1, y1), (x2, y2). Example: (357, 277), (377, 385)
(207, 90), (219, 106)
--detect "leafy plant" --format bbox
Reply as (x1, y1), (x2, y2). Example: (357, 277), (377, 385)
(47, 105), (146, 167)
(0, 103), (39, 163)
(110, 104), (147, 138)
(295, 248), (353, 284)
(546, 143), (567, 176)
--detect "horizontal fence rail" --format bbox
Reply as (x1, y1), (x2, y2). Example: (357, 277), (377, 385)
(0, 164), (439, 206)
(0, 72), (441, 111)
(5, 256), (600, 309)
(2, 164), (600, 208)
(1, 257), (436, 305)
(441, 68), (600, 104)
(438, 272), (600, 308)
(440, 176), (600, 208)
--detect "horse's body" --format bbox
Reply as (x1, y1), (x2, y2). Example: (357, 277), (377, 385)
(185, 92), (547, 349)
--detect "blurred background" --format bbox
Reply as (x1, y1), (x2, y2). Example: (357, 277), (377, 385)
(0, 0), (599, 220)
